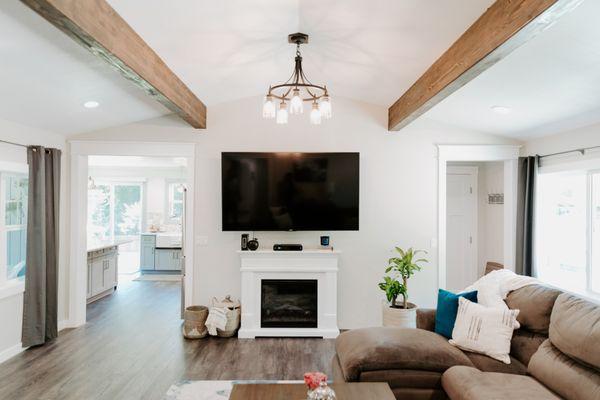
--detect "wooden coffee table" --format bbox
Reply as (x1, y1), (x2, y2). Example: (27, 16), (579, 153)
(230, 382), (395, 400)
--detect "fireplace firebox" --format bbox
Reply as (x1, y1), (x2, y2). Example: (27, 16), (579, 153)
(261, 279), (318, 328)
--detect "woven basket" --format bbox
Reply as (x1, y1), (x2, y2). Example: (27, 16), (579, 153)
(212, 296), (241, 338)
(182, 305), (209, 339)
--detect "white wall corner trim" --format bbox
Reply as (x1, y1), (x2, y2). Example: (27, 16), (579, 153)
(437, 145), (521, 289)
(0, 343), (24, 364)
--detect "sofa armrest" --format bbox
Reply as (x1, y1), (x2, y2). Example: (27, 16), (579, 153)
(417, 308), (436, 331)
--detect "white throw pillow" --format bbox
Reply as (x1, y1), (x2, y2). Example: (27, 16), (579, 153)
(449, 297), (520, 364)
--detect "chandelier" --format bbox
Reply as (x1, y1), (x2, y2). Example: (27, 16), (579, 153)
(262, 33), (332, 125)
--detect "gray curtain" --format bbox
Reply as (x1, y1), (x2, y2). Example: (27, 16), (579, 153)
(22, 146), (61, 347)
(515, 156), (539, 277)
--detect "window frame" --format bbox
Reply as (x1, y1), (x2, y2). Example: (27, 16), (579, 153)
(0, 168), (28, 288)
(166, 180), (185, 223)
(536, 162), (600, 301)
(88, 179), (146, 243)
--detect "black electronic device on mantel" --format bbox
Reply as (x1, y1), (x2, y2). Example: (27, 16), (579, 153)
(273, 244), (303, 251)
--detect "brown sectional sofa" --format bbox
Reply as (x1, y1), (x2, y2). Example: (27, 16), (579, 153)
(333, 285), (600, 399)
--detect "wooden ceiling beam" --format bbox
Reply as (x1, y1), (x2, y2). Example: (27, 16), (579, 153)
(388, 0), (582, 131)
(21, 0), (207, 129)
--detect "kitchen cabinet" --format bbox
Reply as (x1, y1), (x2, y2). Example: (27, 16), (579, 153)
(140, 234), (156, 270)
(140, 233), (182, 272)
(87, 245), (119, 304)
(155, 248), (182, 271)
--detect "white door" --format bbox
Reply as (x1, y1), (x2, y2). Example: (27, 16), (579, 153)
(446, 167), (478, 291)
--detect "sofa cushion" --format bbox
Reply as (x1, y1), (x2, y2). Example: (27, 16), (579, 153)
(549, 293), (600, 369)
(529, 339), (600, 400)
(416, 308), (436, 332)
(360, 369), (442, 390)
(335, 327), (474, 381)
(510, 329), (548, 366)
(464, 351), (528, 375)
(435, 289), (478, 339)
(442, 366), (561, 400)
(505, 284), (562, 334)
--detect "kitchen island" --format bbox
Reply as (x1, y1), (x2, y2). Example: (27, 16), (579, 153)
(87, 240), (131, 304)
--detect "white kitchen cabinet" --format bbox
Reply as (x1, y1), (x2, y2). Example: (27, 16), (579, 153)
(87, 245), (119, 303)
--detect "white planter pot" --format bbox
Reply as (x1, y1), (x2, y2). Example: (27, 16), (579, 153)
(382, 302), (417, 328)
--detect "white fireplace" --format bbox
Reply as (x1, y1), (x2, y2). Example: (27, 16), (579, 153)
(238, 250), (340, 339)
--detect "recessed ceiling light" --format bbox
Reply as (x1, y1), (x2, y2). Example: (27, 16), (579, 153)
(83, 101), (100, 109)
(491, 105), (511, 115)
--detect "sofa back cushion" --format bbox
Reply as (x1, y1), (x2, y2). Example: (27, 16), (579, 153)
(549, 293), (600, 369)
(529, 339), (600, 400)
(505, 284), (562, 335)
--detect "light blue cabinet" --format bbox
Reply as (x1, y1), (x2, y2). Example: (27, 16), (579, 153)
(140, 234), (181, 272)
(155, 249), (181, 271)
(140, 234), (156, 270)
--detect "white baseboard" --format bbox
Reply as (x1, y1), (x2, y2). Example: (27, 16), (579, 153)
(0, 343), (24, 364)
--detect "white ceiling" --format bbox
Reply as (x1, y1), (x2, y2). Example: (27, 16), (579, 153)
(425, 0), (600, 140)
(0, 2), (170, 136)
(0, 0), (494, 135)
(107, 0), (494, 107)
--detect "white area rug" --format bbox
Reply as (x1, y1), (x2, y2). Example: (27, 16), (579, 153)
(164, 380), (303, 400)
(133, 274), (182, 282)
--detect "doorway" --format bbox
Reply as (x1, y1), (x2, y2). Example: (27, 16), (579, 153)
(437, 145), (520, 290)
(68, 141), (195, 328)
(446, 166), (478, 291)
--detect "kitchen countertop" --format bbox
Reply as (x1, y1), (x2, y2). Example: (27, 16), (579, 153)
(87, 239), (133, 253)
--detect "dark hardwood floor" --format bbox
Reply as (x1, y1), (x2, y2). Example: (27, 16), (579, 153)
(0, 280), (336, 400)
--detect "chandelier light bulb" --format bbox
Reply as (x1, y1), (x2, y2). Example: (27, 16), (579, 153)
(310, 102), (322, 125)
(276, 101), (289, 124)
(290, 89), (303, 115)
(262, 95), (276, 119)
(319, 95), (332, 119)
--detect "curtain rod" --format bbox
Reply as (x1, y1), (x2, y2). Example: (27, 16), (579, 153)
(539, 144), (600, 159)
(0, 139), (28, 148)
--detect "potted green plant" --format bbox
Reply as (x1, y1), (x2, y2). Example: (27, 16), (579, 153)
(379, 246), (427, 328)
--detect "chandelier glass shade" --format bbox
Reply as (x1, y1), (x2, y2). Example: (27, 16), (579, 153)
(263, 33), (331, 125)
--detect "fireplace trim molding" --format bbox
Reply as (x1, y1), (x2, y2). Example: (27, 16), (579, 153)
(238, 250), (340, 339)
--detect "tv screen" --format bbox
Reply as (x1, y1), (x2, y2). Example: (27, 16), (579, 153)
(222, 152), (359, 231)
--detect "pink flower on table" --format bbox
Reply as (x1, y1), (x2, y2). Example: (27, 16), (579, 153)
(304, 372), (328, 390)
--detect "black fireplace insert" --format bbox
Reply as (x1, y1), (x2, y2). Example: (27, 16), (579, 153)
(261, 279), (318, 328)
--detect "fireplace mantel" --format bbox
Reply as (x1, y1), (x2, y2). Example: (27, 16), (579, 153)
(238, 250), (340, 339)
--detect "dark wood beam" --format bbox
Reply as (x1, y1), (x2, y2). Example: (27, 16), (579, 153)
(21, 0), (207, 129)
(388, 0), (582, 131)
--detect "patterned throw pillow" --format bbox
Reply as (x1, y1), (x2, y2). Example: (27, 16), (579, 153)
(450, 297), (520, 364)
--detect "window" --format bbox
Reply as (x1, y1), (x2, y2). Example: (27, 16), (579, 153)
(536, 169), (600, 298)
(0, 172), (28, 282)
(88, 181), (143, 244)
(167, 182), (184, 222)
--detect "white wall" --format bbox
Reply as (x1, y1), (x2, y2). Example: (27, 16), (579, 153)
(71, 96), (518, 329)
(0, 118), (68, 362)
(524, 121), (600, 156)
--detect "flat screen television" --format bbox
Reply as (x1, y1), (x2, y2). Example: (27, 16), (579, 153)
(222, 152), (359, 231)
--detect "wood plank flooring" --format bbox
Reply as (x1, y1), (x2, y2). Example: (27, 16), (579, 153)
(0, 280), (336, 400)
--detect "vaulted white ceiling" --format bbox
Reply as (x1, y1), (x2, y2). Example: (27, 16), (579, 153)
(0, 0), (493, 135)
(425, 0), (600, 139)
